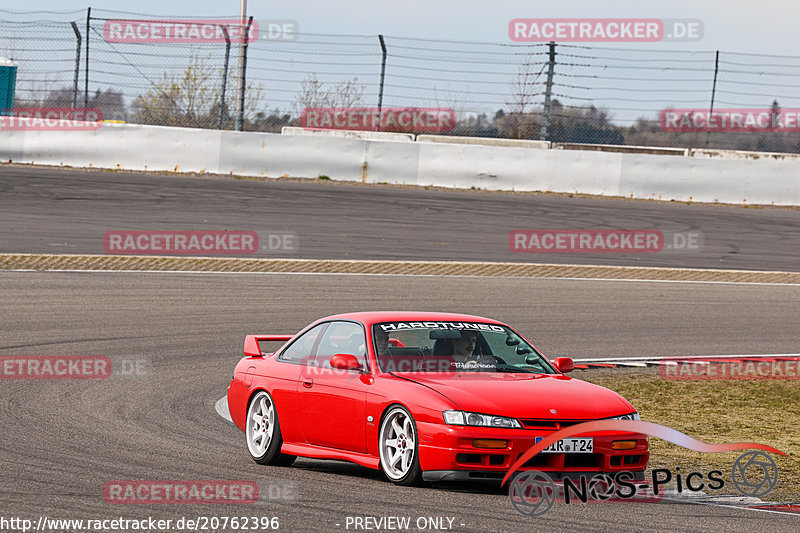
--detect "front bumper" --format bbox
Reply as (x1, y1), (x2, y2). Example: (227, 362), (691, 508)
(417, 421), (649, 480)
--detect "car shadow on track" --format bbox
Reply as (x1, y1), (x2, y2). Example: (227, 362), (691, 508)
(294, 459), (506, 495)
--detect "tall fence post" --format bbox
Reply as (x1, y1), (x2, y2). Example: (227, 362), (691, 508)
(234, 0), (246, 131)
(376, 34), (387, 132)
(83, 7), (90, 107)
(70, 21), (81, 109)
(705, 50), (720, 147)
(218, 25), (231, 130)
(235, 16), (253, 131)
(538, 41), (556, 141)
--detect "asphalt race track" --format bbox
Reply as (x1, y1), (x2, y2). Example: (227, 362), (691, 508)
(2, 271), (800, 533)
(1, 164), (799, 532)
(2, 165), (800, 271)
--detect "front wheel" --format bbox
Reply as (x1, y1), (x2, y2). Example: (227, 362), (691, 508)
(379, 405), (422, 485)
(245, 390), (296, 466)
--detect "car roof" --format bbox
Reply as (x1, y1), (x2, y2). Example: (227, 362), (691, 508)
(315, 311), (505, 326)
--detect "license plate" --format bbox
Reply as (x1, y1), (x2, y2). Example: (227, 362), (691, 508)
(535, 437), (594, 453)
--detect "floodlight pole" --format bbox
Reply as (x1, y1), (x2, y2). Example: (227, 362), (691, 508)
(84, 7), (90, 107)
(377, 35), (387, 132)
(538, 41), (555, 141)
(219, 25), (231, 130)
(705, 50), (720, 147)
(235, 0), (247, 131)
(70, 21), (81, 109)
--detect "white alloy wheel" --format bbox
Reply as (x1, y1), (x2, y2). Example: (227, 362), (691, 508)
(246, 390), (276, 458)
(379, 406), (422, 485)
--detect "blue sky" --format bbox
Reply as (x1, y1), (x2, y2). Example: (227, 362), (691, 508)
(6, 0), (797, 55)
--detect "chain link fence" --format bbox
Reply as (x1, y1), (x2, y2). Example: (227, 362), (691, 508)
(2, 8), (800, 152)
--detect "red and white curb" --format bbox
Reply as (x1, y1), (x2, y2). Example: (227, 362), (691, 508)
(572, 353), (800, 370)
(215, 396), (233, 424)
(661, 491), (800, 516)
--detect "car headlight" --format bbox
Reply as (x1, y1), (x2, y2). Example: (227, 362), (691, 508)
(443, 410), (522, 428)
(608, 412), (640, 421)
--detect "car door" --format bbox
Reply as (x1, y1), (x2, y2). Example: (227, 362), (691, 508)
(267, 323), (328, 445)
(298, 320), (370, 453)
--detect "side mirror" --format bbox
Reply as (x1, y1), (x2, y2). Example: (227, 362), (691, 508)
(553, 357), (574, 373)
(330, 353), (363, 371)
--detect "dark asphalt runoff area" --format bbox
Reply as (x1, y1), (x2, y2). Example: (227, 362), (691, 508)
(1, 164), (800, 271)
(1, 272), (799, 532)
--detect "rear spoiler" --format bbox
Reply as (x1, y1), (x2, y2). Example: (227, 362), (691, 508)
(243, 334), (293, 357)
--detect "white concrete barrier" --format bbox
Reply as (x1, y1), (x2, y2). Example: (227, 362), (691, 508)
(689, 148), (800, 161)
(219, 130), (368, 180)
(417, 134), (550, 150)
(281, 126), (415, 142)
(3, 122), (223, 173)
(2, 122), (799, 205)
(415, 140), (623, 195)
(553, 142), (688, 156)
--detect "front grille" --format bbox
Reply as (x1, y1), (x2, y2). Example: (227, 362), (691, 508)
(456, 453), (508, 467)
(611, 454), (645, 467)
(489, 455), (506, 466)
(564, 453), (602, 468)
(522, 454), (550, 468)
(520, 419), (588, 430)
(456, 453), (482, 464)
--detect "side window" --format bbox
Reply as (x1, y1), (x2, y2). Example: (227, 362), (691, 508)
(314, 321), (367, 369)
(277, 324), (326, 365)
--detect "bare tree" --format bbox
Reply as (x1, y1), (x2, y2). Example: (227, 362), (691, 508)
(499, 55), (545, 139)
(294, 73), (365, 114)
(131, 56), (213, 127)
(131, 56), (263, 129)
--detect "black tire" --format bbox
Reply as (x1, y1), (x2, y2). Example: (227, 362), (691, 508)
(245, 390), (296, 466)
(378, 405), (423, 486)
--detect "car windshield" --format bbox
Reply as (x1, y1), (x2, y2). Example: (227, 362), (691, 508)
(372, 321), (558, 374)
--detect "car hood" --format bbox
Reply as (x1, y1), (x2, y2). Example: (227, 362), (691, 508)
(398, 373), (634, 419)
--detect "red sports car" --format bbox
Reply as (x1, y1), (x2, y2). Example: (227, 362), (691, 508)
(227, 312), (648, 485)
